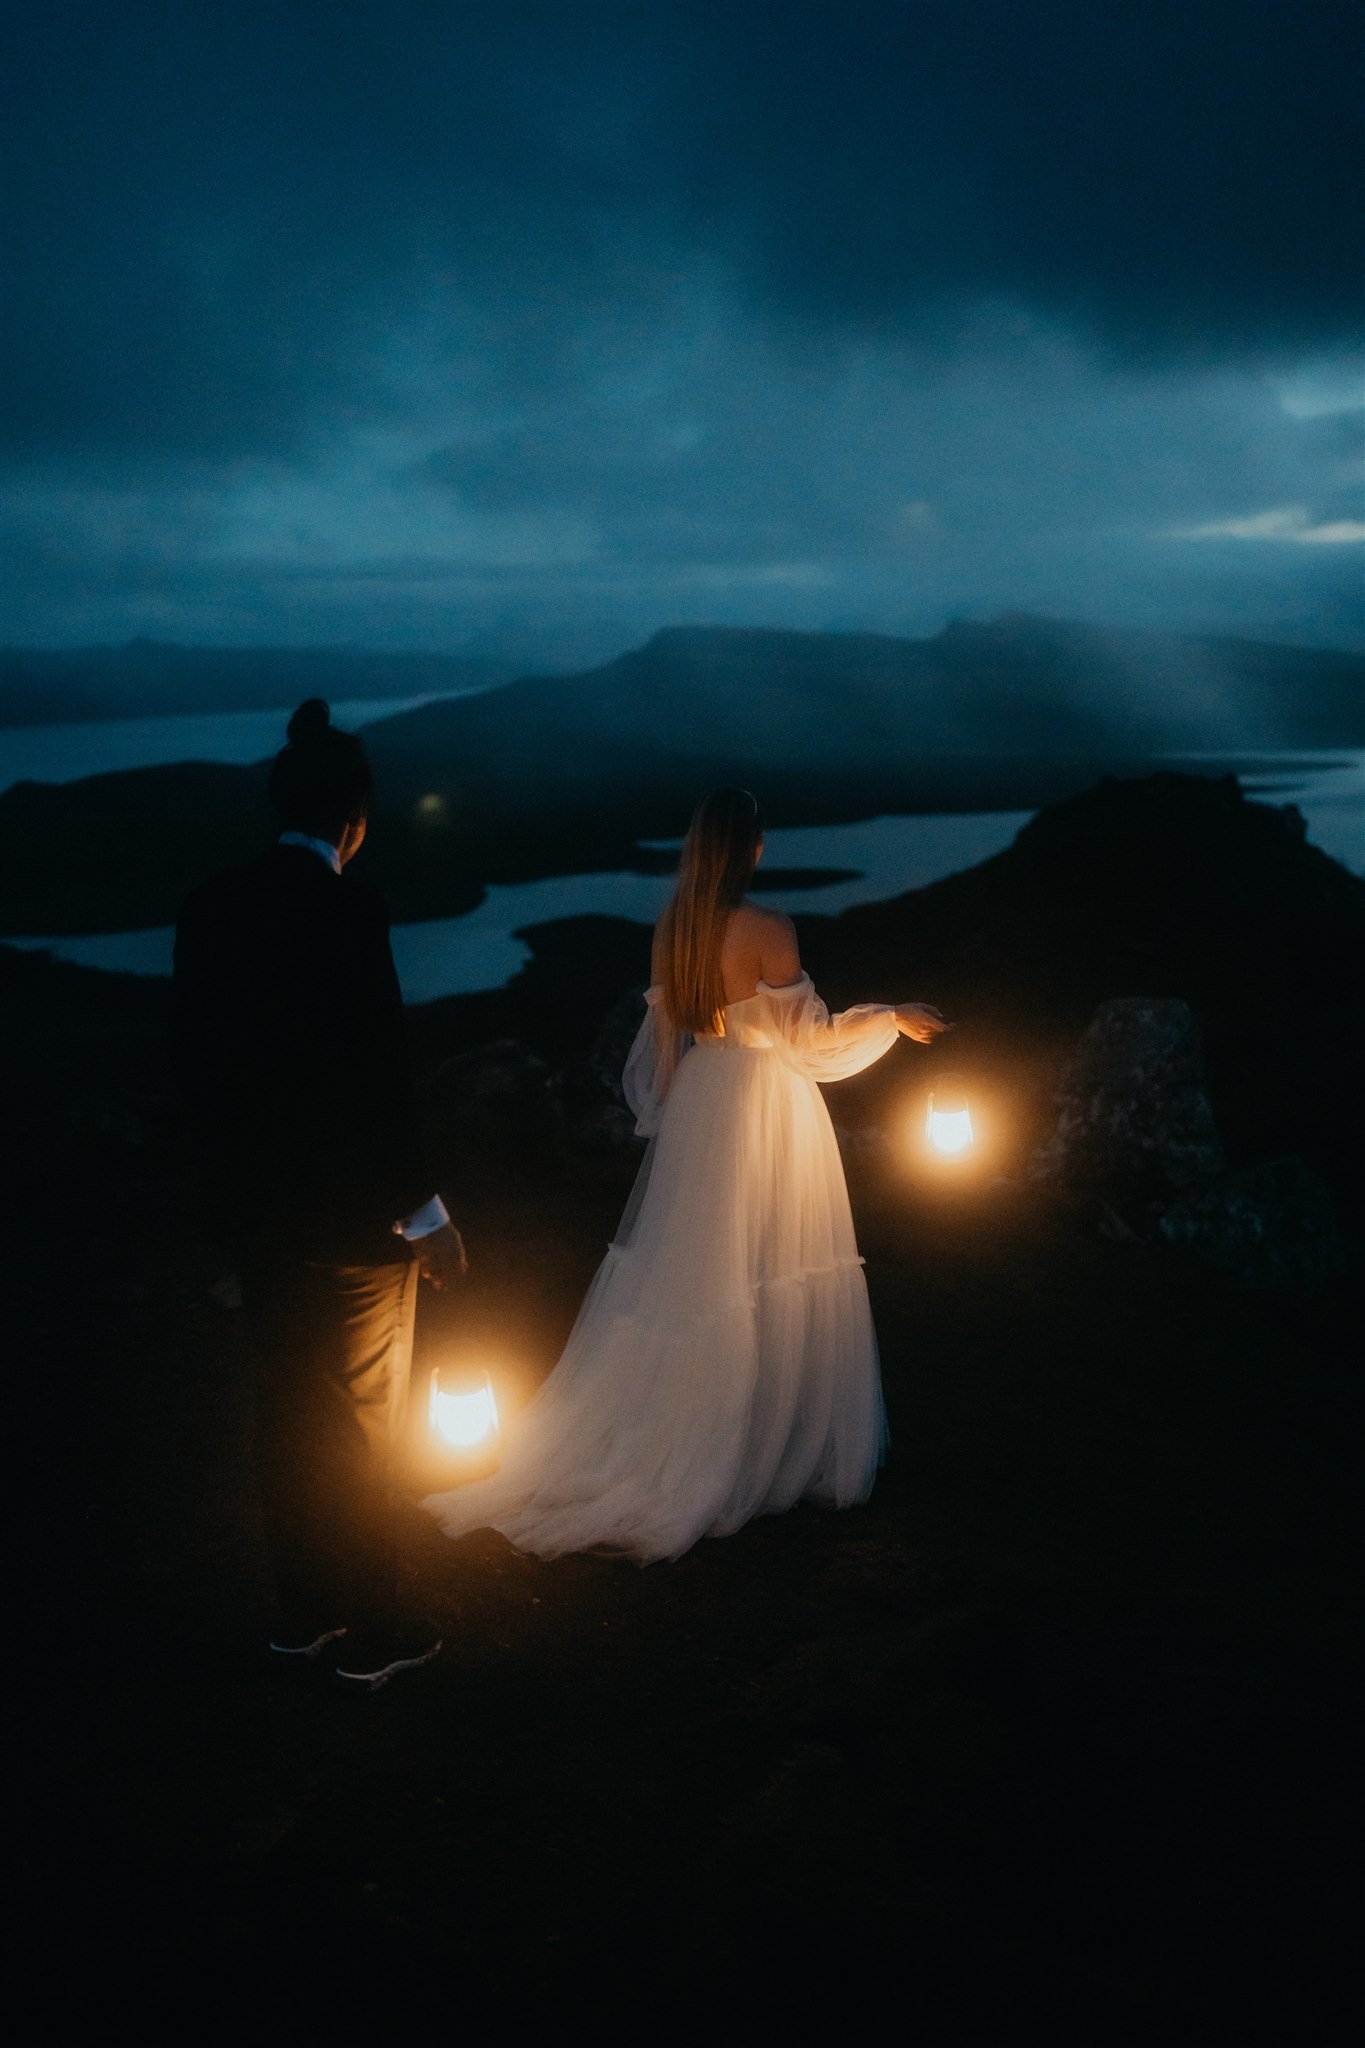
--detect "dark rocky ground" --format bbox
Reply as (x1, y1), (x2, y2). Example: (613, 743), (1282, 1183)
(9, 774), (1361, 2041)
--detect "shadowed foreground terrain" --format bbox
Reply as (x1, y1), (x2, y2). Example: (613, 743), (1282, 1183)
(10, 775), (1360, 2040)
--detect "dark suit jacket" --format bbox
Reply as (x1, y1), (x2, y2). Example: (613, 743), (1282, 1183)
(172, 843), (434, 1263)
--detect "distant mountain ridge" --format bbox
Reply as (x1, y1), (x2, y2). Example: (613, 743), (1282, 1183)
(361, 614), (1364, 814)
(0, 614), (1360, 937)
(0, 641), (517, 727)
(5, 616), (1361, 746)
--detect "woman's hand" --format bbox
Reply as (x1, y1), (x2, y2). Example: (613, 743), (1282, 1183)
(896, 1002), (952, 1043)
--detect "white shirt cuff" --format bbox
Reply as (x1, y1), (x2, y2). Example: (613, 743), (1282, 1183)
(394, 1195), (450, 1241)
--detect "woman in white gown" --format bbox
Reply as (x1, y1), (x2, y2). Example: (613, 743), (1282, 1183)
(423, 787), (948, 1562)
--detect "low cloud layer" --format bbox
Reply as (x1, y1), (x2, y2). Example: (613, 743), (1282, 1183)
(2, 1), (1361, 659)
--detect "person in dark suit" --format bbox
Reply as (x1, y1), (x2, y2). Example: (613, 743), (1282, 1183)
(173, 698), (466, 1690)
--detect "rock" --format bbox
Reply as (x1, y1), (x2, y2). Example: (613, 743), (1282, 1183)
(432, 1039), (551, 1112)
(66, 1095), (154, 1149)
(563, 1098), (641, 1151)
(1029, 997), (1344, 1287)
(1154, 1157), (1343, 1292)
(1030, 997), (1225, 1203)
(550, 991), (650, 1151)
(586, 989), (649, 1099)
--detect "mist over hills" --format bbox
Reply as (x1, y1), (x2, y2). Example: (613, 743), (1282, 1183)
(364, 615), (1365, 803)
(3, 615), (1361, 749)
(1, 614), (1360, 938)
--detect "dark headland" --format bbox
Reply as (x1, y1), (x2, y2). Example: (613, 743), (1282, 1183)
(0, 641), (516, 727)
(9, 761), (1360, 2037)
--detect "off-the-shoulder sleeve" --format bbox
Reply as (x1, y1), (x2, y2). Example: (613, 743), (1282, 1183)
(751, 973), (899, 1083)
(622, 986), (691, 1137)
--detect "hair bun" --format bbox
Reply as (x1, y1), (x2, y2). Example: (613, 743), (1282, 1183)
(287, 697), (331, 745)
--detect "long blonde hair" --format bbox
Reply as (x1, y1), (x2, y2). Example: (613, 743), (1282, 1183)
(657, 787), (764, 1034)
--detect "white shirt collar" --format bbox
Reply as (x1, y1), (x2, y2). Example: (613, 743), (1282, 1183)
(278, 831), (342, 875)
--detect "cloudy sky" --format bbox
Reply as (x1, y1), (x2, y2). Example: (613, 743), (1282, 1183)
(3, 0), (1361, 664)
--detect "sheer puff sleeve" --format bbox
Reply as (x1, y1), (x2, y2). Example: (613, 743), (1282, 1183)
(622, 986), (690, 1137)
(750, 974), (899, 1083)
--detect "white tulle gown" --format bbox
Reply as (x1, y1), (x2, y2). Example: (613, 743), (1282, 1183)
(422, 974), (901, 1562)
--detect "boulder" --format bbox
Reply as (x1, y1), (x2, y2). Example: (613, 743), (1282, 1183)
(431, 1039), (551, 1113)
(64, 1094), (154, 1150)
(562, 1098), (642, 1151)
(585, 988), (650, 1100)
(1153, 1157), (1343, 1293)
(1030, 997), (1225, 1203)
(551, 992), (650, 1153)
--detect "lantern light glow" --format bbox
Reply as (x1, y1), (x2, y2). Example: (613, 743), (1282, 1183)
(924, 1079), (975, 1158)
(429, 1368), (500, 1452)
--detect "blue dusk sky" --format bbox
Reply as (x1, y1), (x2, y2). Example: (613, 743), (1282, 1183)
(2, 0), (1361, 667)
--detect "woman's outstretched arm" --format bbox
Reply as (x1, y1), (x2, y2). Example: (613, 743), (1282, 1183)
(754, 910), (952, 1079)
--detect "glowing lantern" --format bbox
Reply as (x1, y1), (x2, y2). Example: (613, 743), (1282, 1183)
(429, 1365), (500, 1453)
(925, 1076), (974, 1158)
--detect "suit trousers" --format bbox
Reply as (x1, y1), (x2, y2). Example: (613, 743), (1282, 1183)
(237, 1248), (420, 1637)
